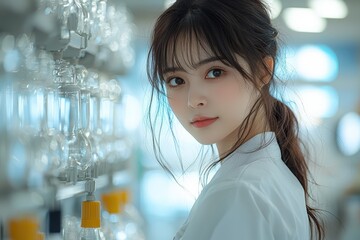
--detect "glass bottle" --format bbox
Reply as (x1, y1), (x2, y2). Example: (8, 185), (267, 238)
(101, 191), (126, 239)
(79, 200), (104, 240)
(101, 190), (145, 240)
(62, 215), (80, 240)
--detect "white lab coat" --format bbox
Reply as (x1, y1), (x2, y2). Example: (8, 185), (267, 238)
(174, 132), (310, 240)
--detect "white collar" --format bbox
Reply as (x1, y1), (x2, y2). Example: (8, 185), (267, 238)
(220, 131), (280, 168)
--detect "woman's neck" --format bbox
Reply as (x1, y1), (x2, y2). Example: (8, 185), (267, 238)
(216, 107), (270, 158)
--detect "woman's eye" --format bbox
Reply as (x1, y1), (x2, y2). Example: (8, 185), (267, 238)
(206, 69), (223, 78)
(167, 77), (185, 87)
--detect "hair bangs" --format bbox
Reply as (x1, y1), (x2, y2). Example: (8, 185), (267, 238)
(155, 10), (254, 85)
(157, 24), (216, 77)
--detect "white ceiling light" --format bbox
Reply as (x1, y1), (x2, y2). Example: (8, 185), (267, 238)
(294, 45), (339, 82)
(309, 0), (348, 19)
(283, 8), (326, 33)
(264, 0), (282, 19)
(336, 112), (360, 156)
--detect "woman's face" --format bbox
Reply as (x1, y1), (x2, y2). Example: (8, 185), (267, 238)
(163, 41), (262, 154)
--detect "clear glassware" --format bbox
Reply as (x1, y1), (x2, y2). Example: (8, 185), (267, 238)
(58, 0), (90, 51)
(79, 200), (104, 240)
(101, 191), (128, 240)
(93, 75), (121, 175)
(92, 0), (110, 45)
(77, 64), (101, 178)
(0, 35), (24, 192)
(79, 228), (104, 240)
(79, 0), (91, 37)
(86, 70), (107, 175)
(0, 130), (28, 193)
(63, 215), (80, 240)
(106, 4), (135, 71)
(101, 78), (134, 173)
(55, 59), (92, 183)
(0, 34), (39, 191)
(15, 34), (50, 188)
(35, 50), (68, 179)
(83, 0), (98, 38)
(101, 190), (145, 240)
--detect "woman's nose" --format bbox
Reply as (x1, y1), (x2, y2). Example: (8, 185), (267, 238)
(187, 85), (207, 109)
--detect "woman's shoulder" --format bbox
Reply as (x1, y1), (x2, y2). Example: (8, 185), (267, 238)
(197, 157), (309, 234)
(204, 159), (278, 196)
(205, 155), (305, 207)
(213, 154), (283, 187)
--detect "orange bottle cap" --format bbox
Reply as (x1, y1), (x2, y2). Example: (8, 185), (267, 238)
(101, 192), (121, 214)
(81, 200), (101, 228)
(8, 216), (38, 240)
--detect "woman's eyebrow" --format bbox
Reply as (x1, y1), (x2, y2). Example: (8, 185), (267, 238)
(163, 56), (223, 74)
(163, 66), (185, 74)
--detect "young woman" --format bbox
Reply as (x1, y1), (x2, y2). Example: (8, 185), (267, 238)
(147, 0), (324, 239)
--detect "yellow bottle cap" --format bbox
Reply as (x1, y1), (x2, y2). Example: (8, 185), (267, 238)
(101, 192), (121, 214)
(81, 200), (101, 228)
(8, 216), (38, 240)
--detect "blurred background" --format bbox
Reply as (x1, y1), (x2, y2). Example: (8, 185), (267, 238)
(0, 0), (359, 239)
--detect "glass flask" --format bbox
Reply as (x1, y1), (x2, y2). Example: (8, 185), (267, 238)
(55, 59), (92, 183)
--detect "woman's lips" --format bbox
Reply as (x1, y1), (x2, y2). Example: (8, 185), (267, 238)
(191, 117), (219, 128)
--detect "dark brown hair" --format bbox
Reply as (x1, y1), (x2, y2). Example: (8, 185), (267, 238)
(147, 0), (324, 239)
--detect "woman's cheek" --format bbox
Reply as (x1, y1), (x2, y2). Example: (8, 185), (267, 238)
(213, 82), (242, 103)
(167, 94), (182, 112)
(167, 95), (175, 109)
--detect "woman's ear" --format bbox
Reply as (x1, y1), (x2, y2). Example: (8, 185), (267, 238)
(260, 56), (274, 86)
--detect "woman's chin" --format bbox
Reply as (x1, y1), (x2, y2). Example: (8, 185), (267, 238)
(192, 136), (216, 146)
